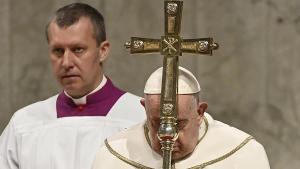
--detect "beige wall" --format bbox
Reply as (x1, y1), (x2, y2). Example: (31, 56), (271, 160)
(0, 0), (299, 168)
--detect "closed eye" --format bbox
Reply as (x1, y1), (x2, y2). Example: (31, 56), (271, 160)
(177, 120), (188, 130)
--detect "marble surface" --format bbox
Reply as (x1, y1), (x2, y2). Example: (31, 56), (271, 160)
(0, 0), (11, 131)
(0, 0), (299, 168)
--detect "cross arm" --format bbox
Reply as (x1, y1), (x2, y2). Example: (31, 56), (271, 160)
(124, 37), (161, 54)
(181, 38), (219, 55)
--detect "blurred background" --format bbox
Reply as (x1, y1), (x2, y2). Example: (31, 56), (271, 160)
(0, 0), (299, 168)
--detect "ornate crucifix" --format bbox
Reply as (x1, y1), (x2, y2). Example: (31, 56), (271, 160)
(125, 1), (218, 168)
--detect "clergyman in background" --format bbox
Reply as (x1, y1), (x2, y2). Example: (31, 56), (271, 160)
(0, 3), (145, 169)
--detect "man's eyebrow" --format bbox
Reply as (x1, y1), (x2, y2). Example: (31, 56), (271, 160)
(66, 42), (86, 48)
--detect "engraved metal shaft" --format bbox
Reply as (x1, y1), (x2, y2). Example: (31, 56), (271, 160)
(158, 55), (179, 169)
(157, 1), (183, 168)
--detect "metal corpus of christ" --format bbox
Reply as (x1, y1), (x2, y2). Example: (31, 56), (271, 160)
(125, 1), (219, 168)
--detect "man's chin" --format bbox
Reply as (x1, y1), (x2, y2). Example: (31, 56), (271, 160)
(171, 151), (183, 160)
(171, 151), (191, 162)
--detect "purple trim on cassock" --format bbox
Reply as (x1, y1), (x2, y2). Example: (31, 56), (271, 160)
(56, 78), (125, 118)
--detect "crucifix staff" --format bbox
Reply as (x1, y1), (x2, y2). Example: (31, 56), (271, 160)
(125, 1), (219, 168)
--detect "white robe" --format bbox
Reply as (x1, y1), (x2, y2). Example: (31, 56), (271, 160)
(93, 113), (270, 169)
(0, 93), (145, 169)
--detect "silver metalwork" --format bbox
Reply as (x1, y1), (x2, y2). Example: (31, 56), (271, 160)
(162, 103), (174, 115)
(198, 41), (209, 52)
(133, 40), (144, 49)
(124, 41), (131, 49)
(167, 3), (178, 14)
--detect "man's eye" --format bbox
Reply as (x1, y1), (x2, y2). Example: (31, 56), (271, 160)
(52, 48), (64, 56)
(73, 48), (84, 53)
(151, 120), (160, 130)
(177, 121), (187, 130)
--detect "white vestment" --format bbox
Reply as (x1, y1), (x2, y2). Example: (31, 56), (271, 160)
(93, 113), (270, 169)
(0, 93), (145, 169)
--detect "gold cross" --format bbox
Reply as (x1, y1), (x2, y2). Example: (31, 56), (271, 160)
(125, 1), (218, 169)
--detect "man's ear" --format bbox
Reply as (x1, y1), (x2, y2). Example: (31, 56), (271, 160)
(98, 40), (110, 63)
(197, 102), (208, 116)
(140, 98), (146, 108)
(140, 98), (148, 119)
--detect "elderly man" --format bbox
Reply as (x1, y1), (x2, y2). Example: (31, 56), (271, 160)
(93, 67), (270, 169)
(0, 3), (145, 169)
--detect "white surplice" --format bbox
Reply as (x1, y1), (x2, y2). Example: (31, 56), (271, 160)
(0, 92), (145, 169)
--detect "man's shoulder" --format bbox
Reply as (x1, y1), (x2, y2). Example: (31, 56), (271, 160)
(206, 113), (251, 142)
(97, 122), (147, 159)
(108, 92), (146, 122)
(106, 122), (144, 142)
(211, 119), (270, 168)
(202, 113), (260, 156)
(205, 113), (268, 155)
(11, 94), (58, 126)
(186, 113), (270, 168)
(117, 92), (144, 111)
(104, 122), (146, 149)
(93, 124), (146, 168)
(119, 92), (142, 102)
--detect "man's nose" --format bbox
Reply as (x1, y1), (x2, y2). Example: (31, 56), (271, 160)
(62, 50), (74, 69)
